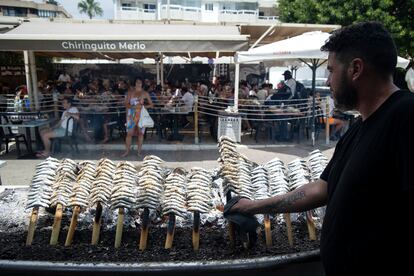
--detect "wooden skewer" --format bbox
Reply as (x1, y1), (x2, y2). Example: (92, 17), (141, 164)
(226, 192), (235, 247)
(139, 208), (150, 250)
(192, 211), (200, 251)
(114, 208), (124, 248)
(91, 202), (103, 245)
(26, 206), (39, 246)
(165, 213), (176, 249)
(306, 211), (317, 240)
(65, 206), (81, 246)
(264, 214), (272, 247)
(284, 213), (294, 246)
(50, 203), (64, 245)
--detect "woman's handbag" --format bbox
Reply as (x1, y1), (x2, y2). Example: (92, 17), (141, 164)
(138, 106), (154, 128)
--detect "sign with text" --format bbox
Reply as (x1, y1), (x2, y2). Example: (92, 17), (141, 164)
(0, 40), (248, 53)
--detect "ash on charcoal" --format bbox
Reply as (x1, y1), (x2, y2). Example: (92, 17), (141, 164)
(0, 188), (320, 262)
(0, 222), (319, 262)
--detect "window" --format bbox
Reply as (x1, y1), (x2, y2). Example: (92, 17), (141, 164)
(38, 10), (57, 18)
(235, 2), (257, 10)
(3, 7), (27, 17)
(205, 3), (213, 11)
(144, 4), (156, 10)
(162, 0), (201, 7)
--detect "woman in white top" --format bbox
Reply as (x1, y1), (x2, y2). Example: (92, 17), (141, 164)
(37, 97), (79, 157)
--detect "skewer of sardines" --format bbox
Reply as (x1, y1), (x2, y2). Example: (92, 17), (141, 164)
(25, 157), (60, 246)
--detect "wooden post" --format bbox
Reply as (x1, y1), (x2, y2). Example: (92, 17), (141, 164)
(114, 208), (124, 248)
(325, 97), (330, 144)
(53, 92), (59, 119)
(192, 211), (200, 251)
(50, 203), (64, 245)
(26, 207), (39, 246)
(194, 95), (199, 144)
(165, 213), (176, 249)
(284, 213), (293, 246)
(306, 211), (317, 241)
(264, 214), (272, 247)
(65, 206), (81, 246)
(139, 208), (150, 250)
(91, 202), (103, 245)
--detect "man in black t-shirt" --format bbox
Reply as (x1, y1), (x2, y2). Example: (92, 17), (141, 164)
(226, 22), (414, 275)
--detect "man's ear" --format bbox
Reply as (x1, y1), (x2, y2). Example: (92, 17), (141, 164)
(349, 58), (364, 81)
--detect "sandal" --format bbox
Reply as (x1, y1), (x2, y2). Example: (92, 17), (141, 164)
(36, 152), (48, 158)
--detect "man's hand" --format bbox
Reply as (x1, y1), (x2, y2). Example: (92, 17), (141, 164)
(228, 198), (256, 215)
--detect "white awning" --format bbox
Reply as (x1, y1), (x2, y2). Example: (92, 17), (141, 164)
(236, 31), (410, 69)
(0, 20), (249, 58)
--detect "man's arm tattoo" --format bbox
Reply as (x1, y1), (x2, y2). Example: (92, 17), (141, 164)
(267, 190), (306, 213)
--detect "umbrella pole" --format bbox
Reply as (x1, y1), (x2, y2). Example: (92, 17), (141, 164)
(311, 62), (316, 147)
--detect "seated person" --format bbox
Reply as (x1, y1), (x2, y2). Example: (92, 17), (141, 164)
(265, 81), (292, 106)
(181, 87), (195, 112)
(37, 97), (79, 157)
(319, 93), (346, 140)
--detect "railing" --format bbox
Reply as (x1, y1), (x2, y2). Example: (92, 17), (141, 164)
(160, 5), (201, 21)
(1, 93), (337, 145)
(118, 7), (157, 20)
(218, 9), (258, 23)
(257, 15), (279, 22)
(117, 5), (279, 23)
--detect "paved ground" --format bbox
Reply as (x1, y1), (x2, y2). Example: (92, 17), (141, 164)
(0, 136), (336, 186)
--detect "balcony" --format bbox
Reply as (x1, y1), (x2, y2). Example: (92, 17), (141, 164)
(257, 15), (280, 23)
(218, 10), (258, 23)
(160, 5), (201, 21)
(118, 6), (157, 20)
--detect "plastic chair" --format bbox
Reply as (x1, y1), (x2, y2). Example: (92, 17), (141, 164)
(50, 117), (79, 154)
(0, 115), (29, 157)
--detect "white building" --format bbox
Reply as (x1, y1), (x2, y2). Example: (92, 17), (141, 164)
(113, 0), (279, 23)
(0, 0), (71, 18)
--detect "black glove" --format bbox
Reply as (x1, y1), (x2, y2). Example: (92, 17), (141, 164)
(223, 196), (259, 246)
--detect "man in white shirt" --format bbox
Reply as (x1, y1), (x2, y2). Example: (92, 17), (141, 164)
(58, 70), (71, 83)
(282, 70), (296, 99)
(37, 97), (79, 157)
(257, 83), (269, 104)
(182, 89), (195, 112)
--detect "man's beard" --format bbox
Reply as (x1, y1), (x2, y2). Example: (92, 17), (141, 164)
(333, 70), (358, 111)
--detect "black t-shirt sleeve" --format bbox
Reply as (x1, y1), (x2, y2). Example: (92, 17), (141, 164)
(395, 100), (414, 193)
(320, 157), (333, 181)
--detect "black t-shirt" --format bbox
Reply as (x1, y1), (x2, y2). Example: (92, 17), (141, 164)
(320, 90), (414, 275)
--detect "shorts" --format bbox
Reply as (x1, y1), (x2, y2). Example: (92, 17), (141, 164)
(53, 127), (67, 137)
(319, 117), (335, 125)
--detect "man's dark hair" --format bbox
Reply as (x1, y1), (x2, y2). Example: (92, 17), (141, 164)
(63, 97), (73, 105)
(133, 76), (143, 84)
(321, 22), (397, 76)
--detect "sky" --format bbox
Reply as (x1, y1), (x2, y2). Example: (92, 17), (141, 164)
(36, 0), (114, 19)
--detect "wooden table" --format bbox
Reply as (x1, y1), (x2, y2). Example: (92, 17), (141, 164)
(0, 118), (56, 156)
